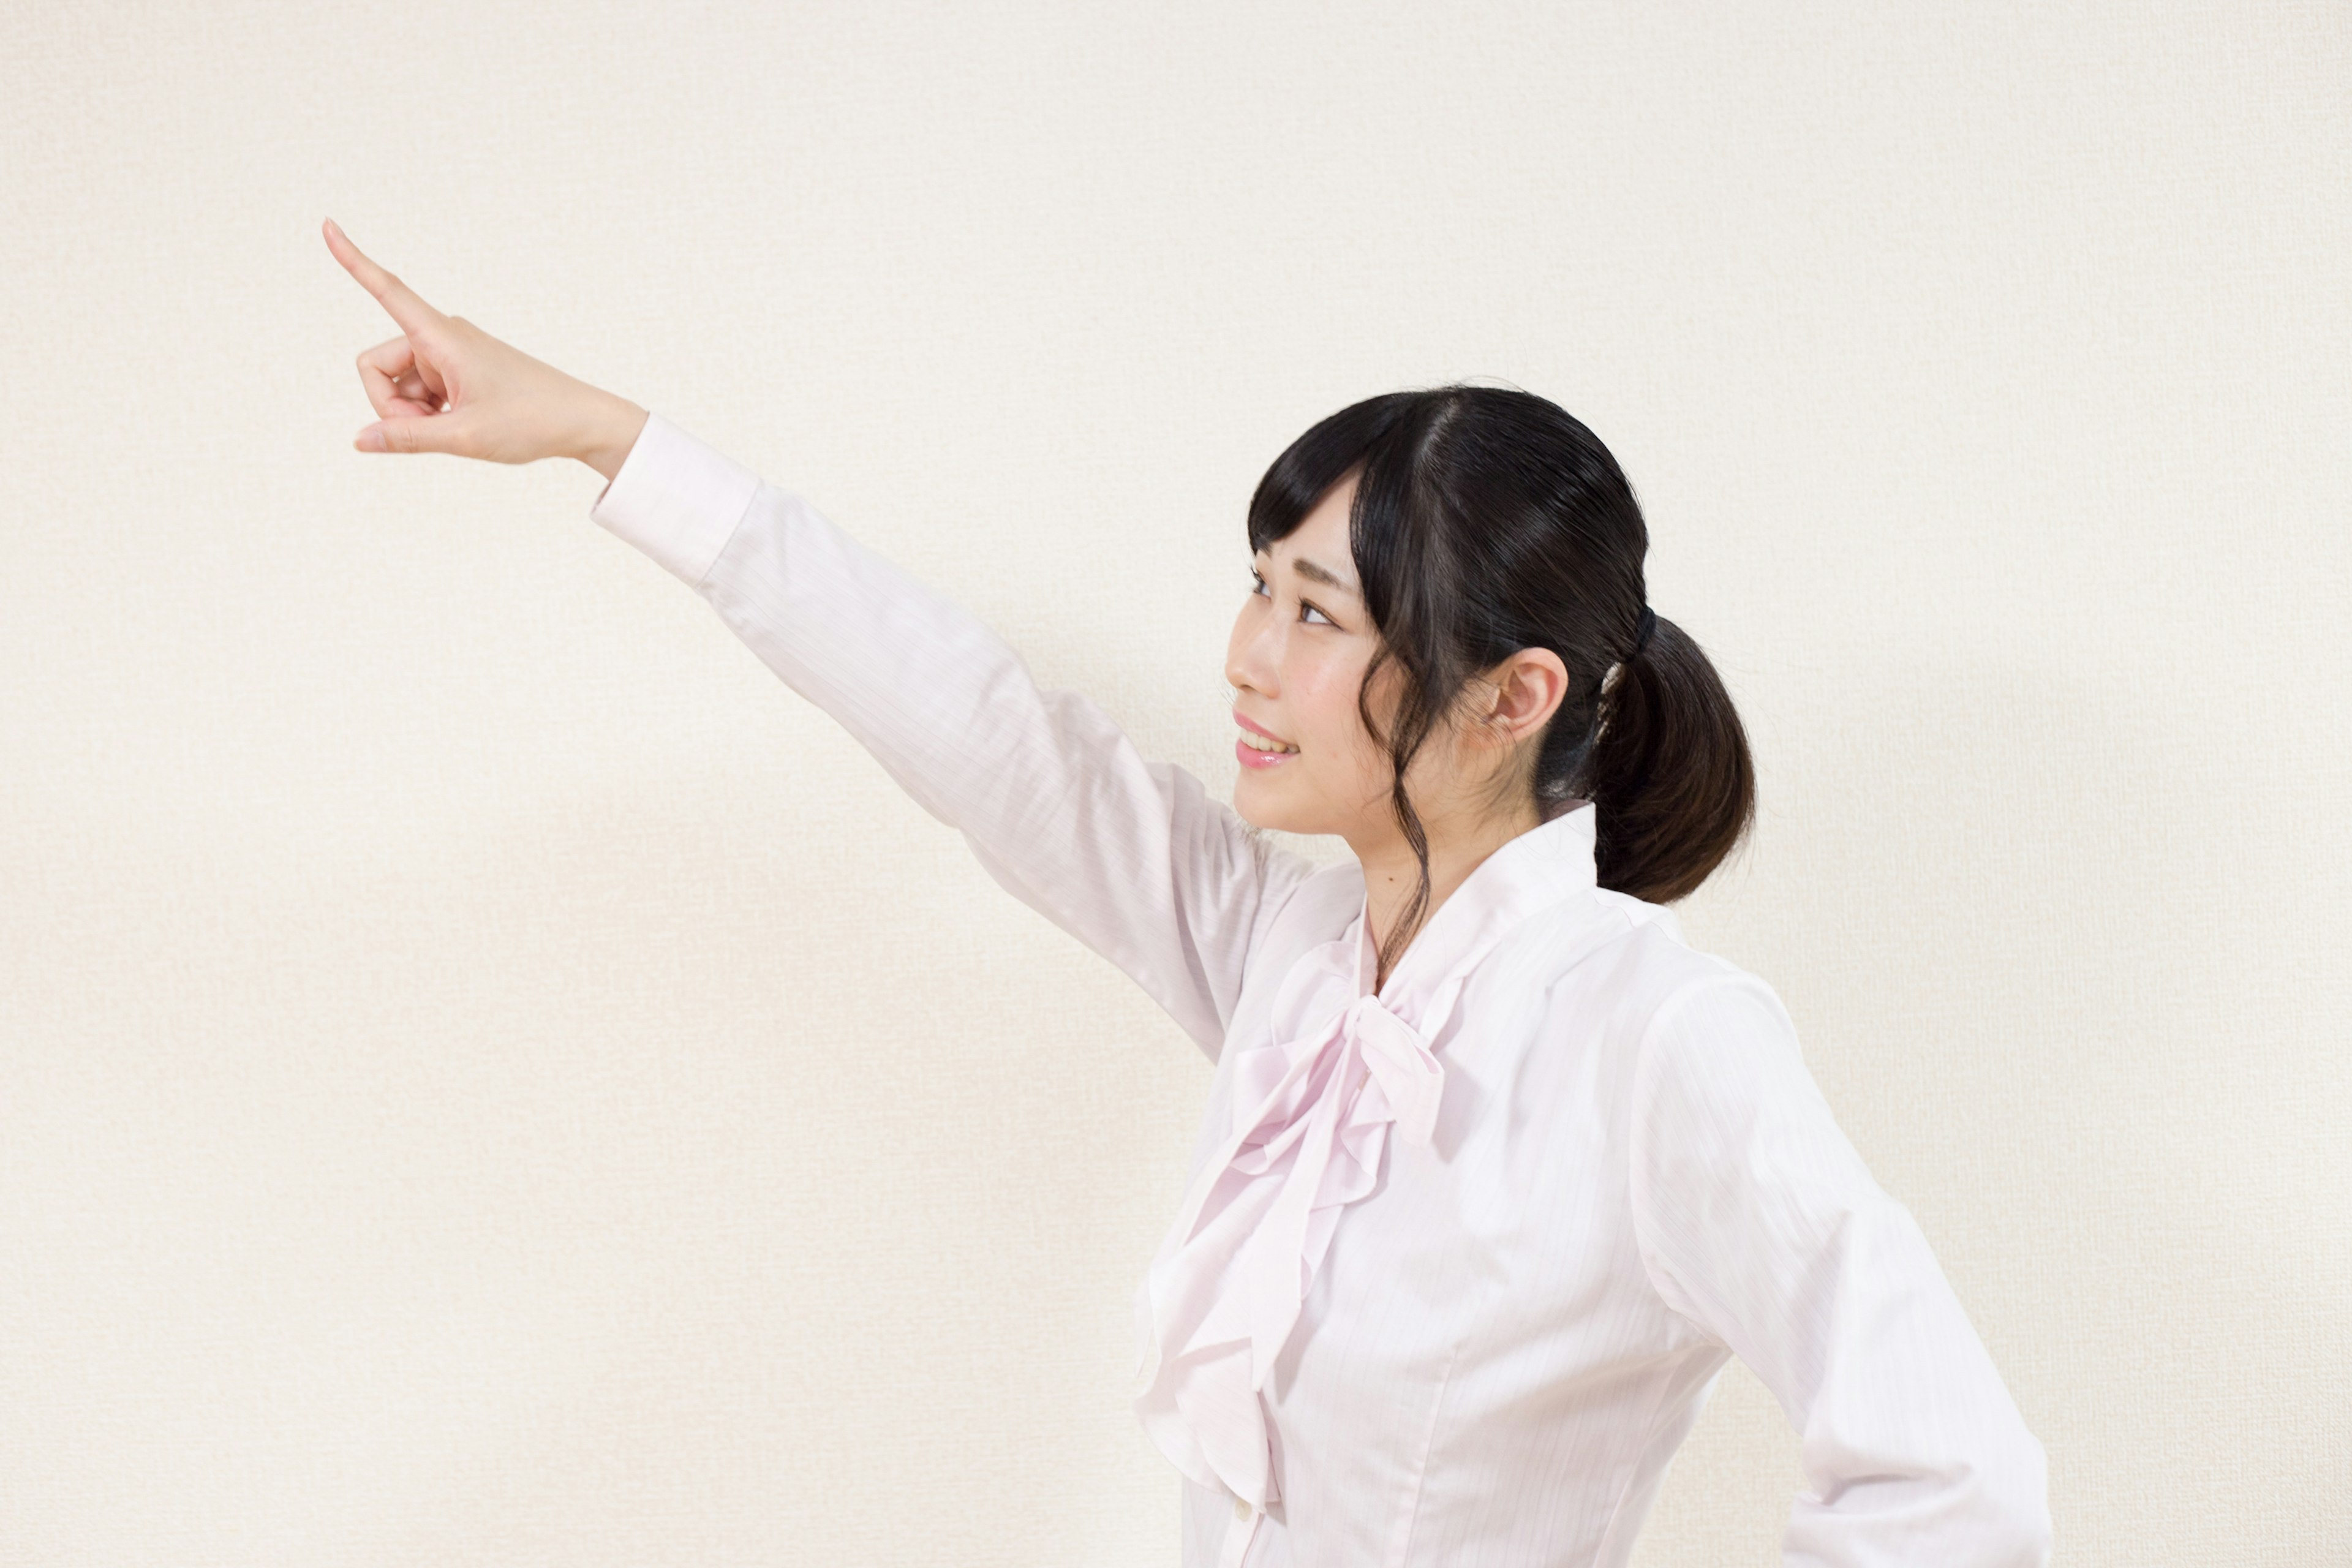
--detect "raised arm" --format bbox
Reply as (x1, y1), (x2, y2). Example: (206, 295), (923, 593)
(322, 221), (1303, 1057)
(1627, 975), (2052, 1566)
(588, 410), (1316, 1058)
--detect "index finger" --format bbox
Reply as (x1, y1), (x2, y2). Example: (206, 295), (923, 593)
(323, 217), (451, 340)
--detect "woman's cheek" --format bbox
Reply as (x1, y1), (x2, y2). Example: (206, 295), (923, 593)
(1296, 652), (1374, 784)
(1289, 663), (1347, 754)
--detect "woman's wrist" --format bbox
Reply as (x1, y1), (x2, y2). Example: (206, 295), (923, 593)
(574, 394), (650, 483)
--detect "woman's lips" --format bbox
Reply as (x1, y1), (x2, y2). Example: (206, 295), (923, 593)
(1235, 736), (1299, 770)
(1234, 710), (1292, 743)
(1234, 712), (1300, 769)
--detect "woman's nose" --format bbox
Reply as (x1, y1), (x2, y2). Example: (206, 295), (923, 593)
(1226, 615), (1280, 696)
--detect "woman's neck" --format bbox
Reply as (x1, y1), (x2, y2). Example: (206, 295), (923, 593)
(1354, 797), (1550, 990)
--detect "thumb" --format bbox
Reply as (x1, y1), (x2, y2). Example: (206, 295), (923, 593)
(353, 416), (461, 455)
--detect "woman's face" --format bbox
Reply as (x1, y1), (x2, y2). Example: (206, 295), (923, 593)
(1226, 473), (1417, 844)
(1228, 472), (1570, 855)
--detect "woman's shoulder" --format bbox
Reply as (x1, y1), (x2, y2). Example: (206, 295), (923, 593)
(1505, 891), (1812, 1153)
(1516, 884), (1793, 1046)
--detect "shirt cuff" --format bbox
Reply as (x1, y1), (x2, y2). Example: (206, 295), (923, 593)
(586, 410), (765, 589)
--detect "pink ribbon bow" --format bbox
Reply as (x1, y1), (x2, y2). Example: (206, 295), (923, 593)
(1131, 921), (1470, 1518)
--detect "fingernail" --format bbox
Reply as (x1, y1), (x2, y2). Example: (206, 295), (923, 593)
(355, 428), (384, 451)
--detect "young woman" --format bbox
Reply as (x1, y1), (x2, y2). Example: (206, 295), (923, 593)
(328, 218), (2051, 1567)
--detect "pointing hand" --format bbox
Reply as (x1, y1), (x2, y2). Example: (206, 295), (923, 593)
(326, 217), (646, 478)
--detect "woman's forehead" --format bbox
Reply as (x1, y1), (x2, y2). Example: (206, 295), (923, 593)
(1254, 496), (1360, 595)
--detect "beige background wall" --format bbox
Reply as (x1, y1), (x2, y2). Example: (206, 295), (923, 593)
(2, 2), (2345, 1563)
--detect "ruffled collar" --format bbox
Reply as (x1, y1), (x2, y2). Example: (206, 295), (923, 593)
(1348, 799), (1602, 1014)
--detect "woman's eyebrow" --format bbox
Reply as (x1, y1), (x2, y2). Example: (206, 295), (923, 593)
(1260, 553), (1361, 598)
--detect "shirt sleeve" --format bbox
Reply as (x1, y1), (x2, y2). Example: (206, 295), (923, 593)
(586, 410), (1316, 1060)
(1626, 974), (2052, 1567)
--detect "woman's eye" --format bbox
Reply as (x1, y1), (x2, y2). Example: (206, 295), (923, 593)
(1250, 570), (1335, 627)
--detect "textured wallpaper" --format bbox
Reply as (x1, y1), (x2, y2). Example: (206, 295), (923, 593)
(2, 2), (2345, 1564)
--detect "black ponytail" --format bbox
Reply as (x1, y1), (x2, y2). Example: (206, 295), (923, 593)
(1583, 612), (1755, 905)
(1248, 384), (1754, 965)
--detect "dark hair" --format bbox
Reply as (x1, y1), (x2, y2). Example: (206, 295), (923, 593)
(1247, 384), (1754, 976)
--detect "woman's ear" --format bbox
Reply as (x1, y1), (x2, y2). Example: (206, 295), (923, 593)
(1482, 649), (1569, 746)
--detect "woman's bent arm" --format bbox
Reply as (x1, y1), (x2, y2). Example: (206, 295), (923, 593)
(589, 410), (1314, 1060)
(1627, 975), (2053, 1567)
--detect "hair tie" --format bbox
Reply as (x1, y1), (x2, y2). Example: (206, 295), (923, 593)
(1628, 604), (1657, 661)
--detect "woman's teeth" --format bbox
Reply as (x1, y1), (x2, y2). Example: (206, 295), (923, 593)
(1240, 728), (1298, 753)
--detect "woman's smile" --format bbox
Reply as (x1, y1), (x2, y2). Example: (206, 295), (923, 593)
(1235, 709), (1301, 768)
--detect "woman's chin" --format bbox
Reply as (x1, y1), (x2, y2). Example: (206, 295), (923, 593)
(1234, 778), (1314, 837)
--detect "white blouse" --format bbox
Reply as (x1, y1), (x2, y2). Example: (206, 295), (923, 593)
(588, 411), (2052, 1568)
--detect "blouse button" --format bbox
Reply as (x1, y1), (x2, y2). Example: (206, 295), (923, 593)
(1233, 1498), (1251, 1521)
